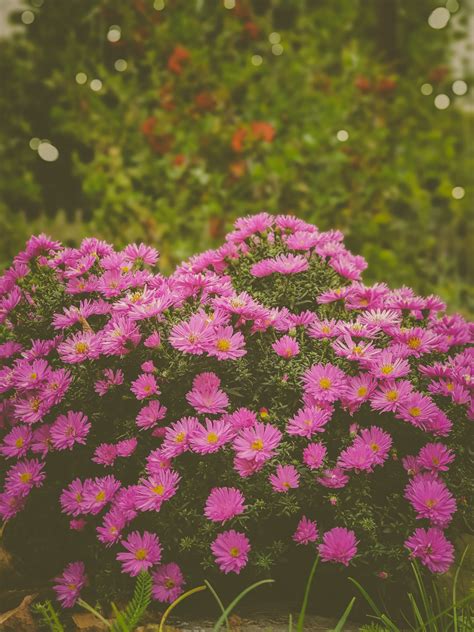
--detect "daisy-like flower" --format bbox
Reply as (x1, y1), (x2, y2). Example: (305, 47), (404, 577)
(12, 358), (50, 391)
(5, 458), (45, 497)
(354, 426), (392, 466)
(293, 516), (318, 545)
(222, 408), (257, 431)
(204, 487), (246, 523)
(272, 254), (309, 276)
(303, 443), (327, 469)
(337, 443), (376, 472)
(123, 243), (159, 266)
(96, 508), (126, 546)
(50, 411), (91, 450)
(211, 530), (251, 574)
(269, 464), (300, 492)
(92, 443), (117, 466)
(272, 335), (300, 358)
(135, 470), (181, 512)
(161, 417), (199, 458)
(116, 438), (137, 458)
(82, 475), (121, 515)
(100, 316), (142, 356)
(186, 371), (229, 414)
(94, 368), (124, 396)
(145, 448), (172, 476)
(116, 531), (162, 576)
(308, 318), (339, 340)
(152, 563), (185, 603)
(370, 380), (413, 413)
(405, 527), (454, 573)
(287, 405), (331, 438)
(368, 350), (410, 380)
(318, 527), (358, 566)
(332, 335), (378, 362)
(189, 418), (234, 454)
(60, 478), (86, 516)
(58, 331), (100, 364)
(396, 393), (440, 430)
(136, 400), (167, 430)
(405, 475), (456, 527)
(394, 327), (440, 357)
(302, 363), (346, 403)
(417, 443), (455, 473)
(206, 325), (246, 360)
(130, 373), (159, 400)
(53, 561), (87, 608)
(233, 456), (265, 478)
(0, 425), (32, 459)
(169, 313), (214, 355)
(317, 467), (349, 489)
(0, 491), (26, 521)
(233, 422), (282, 464)
(341, 374), (377, 413)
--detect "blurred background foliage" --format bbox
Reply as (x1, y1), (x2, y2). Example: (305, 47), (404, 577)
(0, 0), (472, 312)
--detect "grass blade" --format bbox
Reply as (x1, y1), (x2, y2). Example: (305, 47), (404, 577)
(331, 596), (356, 632)
(297, 555), (319, 631)
(408, 593), (426, 630)
(288, 612), (293, 631)
(415, 593), (474, 632)
(77, 599), (111, 628)
(204, 580), (230, 632)
(159, 585), (206, 632)
(348, 577), (383, 618)
(212, 579), (274, 632)
(453, 546), (469, 632)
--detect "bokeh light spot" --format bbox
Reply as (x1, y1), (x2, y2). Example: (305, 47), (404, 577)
(38, 142), (59, 162)
(452, 187), (465, 200)
(90, 79), (103, 92)
(421, 83), (433, 95)
(452, 80), (467, 96)
(114, 59), (127, 72)
(434, 94), (450, 109)
(21, 11), (35, 25)
(428, 7), (450, 29)
(251, 55), (263, 66)
(75, 72), (87, 85)
(336, 130), (349, 142)
(107, 26), (121, 43)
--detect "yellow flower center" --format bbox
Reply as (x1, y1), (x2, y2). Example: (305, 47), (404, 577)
(321, 325), (331, 334)
(432, 457), (440, 465)
(15, 437), (24, 448)
(20, 472), (32, 483)
(135, 548), (147, 560)
(446, 382), (454, 391)
(188, 334), (198, 343)
(359, 298), (369, 306)
(408, 337), (421, 349)
(165, 579), (176, 589)
(75, 493), (83, 502)
(67, 583), (77, 591)
(370, 442), (380, 452)
(207, 432), (218, 444)
(229, 547), (240, 558)
(319, 377), (332, 389)
(75, 342), (89, 354)
(425, 498), (438, 508)
(386, 390), (398, 401)
(381, 365), (394, 375)
(357, 386), (367, 397)
(31, 398), (41, 412)
(152, 484), (165, 495)
(30, 372), (38, 380)
(353, 346), (363, 355)
(95, 491), (106, 502)
(175, 432), (186, 443)
(216, 338), (231, 352)
(131, 292), (142, 302)
(282, 481), (291, 488)
(409, 407), (421, 417)
(251, 438), (264, 451)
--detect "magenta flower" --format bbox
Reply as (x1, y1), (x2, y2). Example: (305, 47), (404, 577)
(123, 242), (159, 266)
(82, 475), (121, 515)
(317, 467), (349, 489)
(370, 380), (413, 413)
(0, 491), (26, 520)
(318, 527), (358, 566)
(354, 426), (392, 466)
(368, 350), (410, 380)
(152, 563), (185, 603)
(101, 316), (142, 356)
(205, 487), (246, 523)
(12, 358), (50, 390)
(211, 530), (250, 574)
(272, 335), (300, 358)
(233, 422), (282, 464)
(92, 443), (117, 466)
(50, 411), (91, 450)
(161, 416), (199, 458)
(130, 373), (159, 400)
(269, 464), (300, 493)
(405, 475), (456, 527)
(338, 443), (376, 472)
(405, 527), (454, 573)
(223, 407), (257, 431)
(186, 371), (229, 414)
(136, 399), (167, 430)
(287, 405), (331, 438)
(117, 531), (162, 576)
(60, 478), (86, 516)
(135, 470), (180, 512)
(116, 438), (137, 458)
(206, 326), (247, 360)
(302, 363), (346, 403)
(53, 561), (87, 608)
(0, 425), (32, 459)
(293, 516), (318, 545)
(94, 368), (124, 396)
(58, 331), (100, 364)
(303, 443), (327, 469)
(417, 443), (455, 473)
(190, 418), (234, 454)
(97, 508), (126, 546)
(5, 458), (45, 497)
(169, 314), (214, 355)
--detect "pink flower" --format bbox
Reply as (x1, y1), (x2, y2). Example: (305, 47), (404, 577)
(136, 400), (167, 430)
(97, 509), (126, 546)
(82, 475), (121, 515)
(318, 527), (358, 566)
(206, 326), (246, 360)
(100, 317), (141, 356)
(251, 254), (308, 277)
(0, 425), (32, 459)
(152, 563), (185, 603)
(60, 478), (86, 516)
(211, 530), (250, 574)
(233, 456), (265, 478)
(123, 242), (159, 266)
(69, 518), (86, 531)
(54, 561), (87, 608)
(50, 411), (91, 450)
(303, 443), (327, 469)
(293, 516), (318, 545)
(117, 531), (162, 576)
(368, 351), (410, 380)
(233, 422), (282, 464)
(417, 443), (455, 473)
(131, 374), (159, 400)
(12, 358), (50, 390)
(354, 426), (392, 466)
(0, 492), (26, 521)
(302, 363), (346, 403)
(370, 380), (413, 413)
(272, 335), (300, 358)
(269, 464), (300, 492)
(135, 470), (180, 512)
(5, 458), (45, 496)
(405, 527), (454, 573)
(222, 407), (257, 431)
(338, 443), (376, 472)
(186, 372), (229, 414)
(161, 417), (199, 458)
(144, 331), (161, 348)
(205, 487), (246, 523)
(189, 418), (234, 454)
(287, 405), (331, 438)
(317, 467), (349, 489)
(92, 443), (117, 466)
(58, 331), (100, 363)
(94, 368), (124, 396)
(116, 438), (137, 458)
(169, 314), (214, 355)
(405, 475), (456, 527)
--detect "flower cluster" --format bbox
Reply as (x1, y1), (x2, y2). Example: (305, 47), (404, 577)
(0, 215), (472, 607)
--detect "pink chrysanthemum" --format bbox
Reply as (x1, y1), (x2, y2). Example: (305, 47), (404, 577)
(53, 561), (87, 608)
(186, 371), (229, 414)
(169, 314), (214, 355)
(293, 516), (318, 545)
(417, 443), (455, 473)
(116, 531), (162, 576)
(211, 530), (250, 574)
(272, 335), (300, 358)
(233, 421), (282, 464)
(317, 467), (349, 489)
(318, 527), (358, 566)
(206, 325), (247, 360)
(205, 487), (246, 523)
(287, 405), (331, 438)
(97, 509), (126, 546)
(136, 400), (167, 430)
(152, 563), (185, 603)
(222, 407), (257, 430)
(82, 475), (121, 515)
(189, 418), (234, 454)
(368, 350), (410, 380)
(5, 458), (45, 497)
(302, 363), (346, 403)
(405, 527), (454, 573)
(92, 443), (117, 466)
(161, 417), (199, 458)
(57, 331), (100, 364)
(405, 475), (456, 527)
(60, 478), (86, 516)
(50, 411), (91, 450)
(269, 464), (300, 492)
(354, 426), (392, 466)
(130, 373), (159, 400)
(337, 443), (376, 472)
(303, 442), (327, 469)
(272, 253), (310, 276)
(0, 425), (32, 459)
(370, 380), (413, 413)
(135, 470), (181, 512)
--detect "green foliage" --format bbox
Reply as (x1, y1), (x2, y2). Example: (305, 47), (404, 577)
(0, 0), (472, 313)
(110, 571), (153, 632)
(32, 600), (65, 632)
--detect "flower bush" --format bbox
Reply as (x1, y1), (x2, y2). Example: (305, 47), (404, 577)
(0, 213), (472, 609)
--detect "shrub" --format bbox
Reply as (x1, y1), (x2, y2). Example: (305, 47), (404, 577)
(0, 213), (472, 609)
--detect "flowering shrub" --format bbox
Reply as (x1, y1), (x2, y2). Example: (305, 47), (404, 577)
(0, 213), (472, 609)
